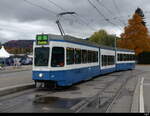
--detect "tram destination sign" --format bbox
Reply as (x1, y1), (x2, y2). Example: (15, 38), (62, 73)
(36, 35), (49, 45)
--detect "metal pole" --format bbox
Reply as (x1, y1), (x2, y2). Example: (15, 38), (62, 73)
(115, 36), (117, 67)
(56, 20), (65, 36)
(115, 37), (117, 50)
(56, 12), (76, 36)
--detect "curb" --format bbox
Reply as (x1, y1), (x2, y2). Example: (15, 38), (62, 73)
(0, 83), (35, 97)
(131, 77), (141, 112)
(0, 68), (32, 74)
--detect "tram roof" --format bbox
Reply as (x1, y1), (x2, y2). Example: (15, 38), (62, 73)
(44, 34), (134, 52)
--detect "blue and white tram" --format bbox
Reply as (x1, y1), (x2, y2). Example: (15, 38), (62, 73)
(32, 34), (136, 87)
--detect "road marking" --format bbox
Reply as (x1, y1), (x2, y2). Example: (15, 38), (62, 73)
(140, 77), (144, 113)
(131, 77), (140, 112)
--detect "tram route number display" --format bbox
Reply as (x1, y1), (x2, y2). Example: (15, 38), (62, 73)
(36, 35), (49, 45)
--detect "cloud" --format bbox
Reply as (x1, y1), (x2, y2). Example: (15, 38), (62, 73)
(0, 0), (149, 41)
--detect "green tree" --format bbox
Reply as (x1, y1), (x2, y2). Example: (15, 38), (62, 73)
(89, 29), (117, 47)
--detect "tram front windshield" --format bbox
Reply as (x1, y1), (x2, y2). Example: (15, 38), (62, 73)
(34, 47), (49, 66)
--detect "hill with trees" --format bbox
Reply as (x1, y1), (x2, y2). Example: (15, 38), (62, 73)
(3, 40), (34, 54)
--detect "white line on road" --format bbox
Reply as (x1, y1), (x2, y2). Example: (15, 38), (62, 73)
(140, 77), (144, 113)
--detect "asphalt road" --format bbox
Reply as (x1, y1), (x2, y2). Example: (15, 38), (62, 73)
(0, 65), (150, 113)
(0, 68), (141, 113)
(0, 70), (33, 88)
(136, 65), (150, 112)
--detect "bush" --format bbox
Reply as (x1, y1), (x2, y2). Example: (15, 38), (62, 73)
(0, 63), (4, 67)
(137, 52), (150, 64)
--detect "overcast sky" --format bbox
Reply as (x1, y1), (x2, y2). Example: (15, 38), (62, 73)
(0, 0), (150, 43)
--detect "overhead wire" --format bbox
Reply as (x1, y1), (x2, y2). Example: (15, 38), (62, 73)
(96, 0), (126, 27)
(24, 0), (57, 16)
(47, 0), (97, 31)
(24, 0), (95, 38)
(138, 0), (144, 8)
(88, 0), (122, 31)
(112, 0), (127, 26)
(96, 0), (114, 16)
(24, 0), (123, 36)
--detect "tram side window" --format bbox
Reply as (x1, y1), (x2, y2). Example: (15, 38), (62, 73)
(131, 54), (133, 61)
(130, 54), (132, 61)
(102, 55), (115, 66)
(120, 54), (123, 61)
(108, 56), (114, 65)
(67, 48), (74, 65)
(132, 54), (136, 61)
(123, 54), (126, 61)
(104, 55), (108, 66)
(127, 54), (130, 61)
(88, 51), (93, 63)
(122, 54), (124, 61)
(51, 47), (64, 67)
(128, 54), (130, 61)
(109, 56), (112, 65)
(111, 56), (115, 65)
(82, 50), (88, 63)
(118, 53), (135, 61)
(126, 54), (128, 61)
(129, 54), (131, 61)
(108, 56), (111, 65)
(102, 55), (104, 66)
(127, 54), (129, 61)
(75, 49), (81, 64)
(93, 51), (98, 62)
(117, 54), (120, 61)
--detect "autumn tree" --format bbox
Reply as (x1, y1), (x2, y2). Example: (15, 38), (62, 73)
(135, 7), (146, 26)
(118, 10), (150, 55)
(89, 29), (117, 47)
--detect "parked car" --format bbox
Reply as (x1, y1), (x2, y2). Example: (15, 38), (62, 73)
(20, 58), (32, 65)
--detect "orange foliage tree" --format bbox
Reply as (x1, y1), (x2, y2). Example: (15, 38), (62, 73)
(118, 12), (150, 55)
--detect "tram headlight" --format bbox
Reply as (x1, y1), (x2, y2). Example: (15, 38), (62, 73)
(39, 73), (43, 78)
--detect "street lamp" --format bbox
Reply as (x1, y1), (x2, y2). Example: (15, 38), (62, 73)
(56, 12), (77, 36)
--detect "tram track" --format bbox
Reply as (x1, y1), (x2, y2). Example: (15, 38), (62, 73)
(99, 70), (145, 112)
(105, 71), (135, 112)
(70, 70), (128, 112)
(70, 69), (144, 112)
